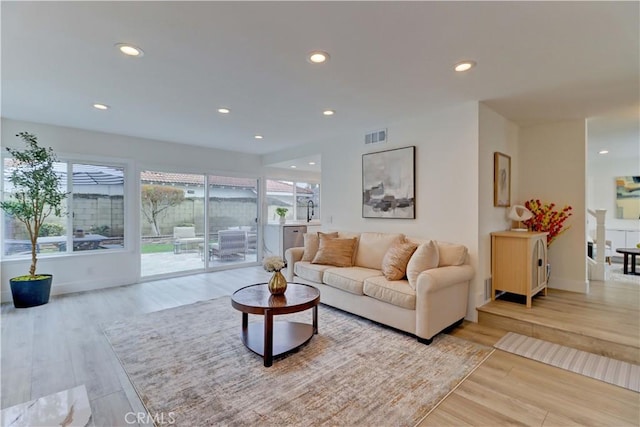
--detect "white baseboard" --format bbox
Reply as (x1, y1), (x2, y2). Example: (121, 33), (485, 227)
(1, 276), (137, 304)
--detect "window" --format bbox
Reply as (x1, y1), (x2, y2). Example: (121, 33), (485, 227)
(295, 182), (320, 222)
(71, 164), (125, 251)
(266, 180), (320, 222)
(2, 159), (126, 257)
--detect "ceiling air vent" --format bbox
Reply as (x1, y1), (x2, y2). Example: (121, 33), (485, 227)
(365, 128), (387, 145)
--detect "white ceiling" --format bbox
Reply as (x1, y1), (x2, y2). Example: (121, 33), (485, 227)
(587, 106), (640, 163)
(2, 1), (639, 163)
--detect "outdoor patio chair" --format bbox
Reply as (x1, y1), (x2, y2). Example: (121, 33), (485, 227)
(211, 229), (248, 260)
(173, 226), (204, 254)
(228, 226), (257, 251)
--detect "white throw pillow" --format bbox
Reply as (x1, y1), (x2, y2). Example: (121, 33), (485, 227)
(437, 241), (468, 266)
(406, 240), (439, 289)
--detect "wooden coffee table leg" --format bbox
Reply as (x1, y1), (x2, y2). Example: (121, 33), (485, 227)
(313, 305), (318, 334)
(264, 309), (273, 367)
(242, 312), (248, 332)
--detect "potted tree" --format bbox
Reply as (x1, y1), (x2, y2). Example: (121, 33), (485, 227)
(0, 132), (67, 308)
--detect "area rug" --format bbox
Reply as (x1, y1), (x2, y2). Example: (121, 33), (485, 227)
(103, 297), (491, 426)
(609, 264), (640, 285)
(495, 332), (640, 392)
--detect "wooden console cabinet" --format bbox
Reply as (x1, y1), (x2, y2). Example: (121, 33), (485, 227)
(491, 231), (548, 308)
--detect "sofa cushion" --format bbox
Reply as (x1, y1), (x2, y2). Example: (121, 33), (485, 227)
(381, 239), (418, 280)
(406, 240), (439, 290)
(312, 237), (358, 267)
(301, 231), (338, 262)
(363, 276), (416, 310)
(437, 241), (468, 266)
(322, 267), (382, 295)
(294, 261), (334, 283)
(354, 232), (404, 270)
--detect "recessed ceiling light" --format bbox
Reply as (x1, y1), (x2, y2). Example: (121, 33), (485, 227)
(254, 135), (263, 140)
(308, 162), (316, 165)
(218, 108), (230, 114)
(290, 165), (297, 168)
(599, 150), (609, 154)
(454, 60), (476, 72)
(307, 51), (330, 64)
(323, 109), (335, 116)
(115, 43), (144, 57)
(92, 103), (109, 110)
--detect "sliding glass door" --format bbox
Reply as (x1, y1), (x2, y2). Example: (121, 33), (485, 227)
(140, 171), (205, 277)
(207, 175), (259, 267)
(140, 171), (259, 278)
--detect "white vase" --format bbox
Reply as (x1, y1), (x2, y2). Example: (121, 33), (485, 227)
(279, 217), (286, 225)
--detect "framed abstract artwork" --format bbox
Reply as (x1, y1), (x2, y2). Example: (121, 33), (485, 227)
(362, 146), (415, 219)
(494, 152), (511, 207)
(615, 176), (640, 219)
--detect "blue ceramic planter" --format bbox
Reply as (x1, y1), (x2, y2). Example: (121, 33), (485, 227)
(10, 274), (53, 308)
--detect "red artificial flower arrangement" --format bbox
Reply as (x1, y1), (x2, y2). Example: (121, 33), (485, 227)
(522, 199), (573, 247)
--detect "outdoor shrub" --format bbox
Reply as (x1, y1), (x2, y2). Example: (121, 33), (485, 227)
(91, 225), (111, 236)
(38, 223), (65, 237)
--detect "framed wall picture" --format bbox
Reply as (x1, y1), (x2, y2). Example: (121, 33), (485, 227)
(615, 176), (640, 219)
(494, 152), (511, 207)
(362, 146), (415, 219)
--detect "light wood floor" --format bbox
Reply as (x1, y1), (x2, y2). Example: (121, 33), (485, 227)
(1, 267), (638, 426)
(422, 275), (640, 426)
(1, 267), (273, 427)
(421, 345), (640, 426)
(477, 276), (640, 364)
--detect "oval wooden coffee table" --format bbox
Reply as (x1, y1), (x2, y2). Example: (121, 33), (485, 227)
(231, 283), (320, 367)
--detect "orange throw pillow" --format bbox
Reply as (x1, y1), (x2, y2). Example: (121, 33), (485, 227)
(311, 237), (358, 267)
(301, 232), (338, 262)
(381, 240), (418, 280)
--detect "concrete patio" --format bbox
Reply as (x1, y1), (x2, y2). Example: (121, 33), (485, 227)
(141, 250), (258, 277)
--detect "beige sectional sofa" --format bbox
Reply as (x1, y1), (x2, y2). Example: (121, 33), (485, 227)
(285, 231), (474, 343)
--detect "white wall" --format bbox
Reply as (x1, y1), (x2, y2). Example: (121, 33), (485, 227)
(478, 103), (520, 301)
(2, 119), (262, 176)
(518, 120), (588, 293)
(307, 102), (482, 320)
(1, 118), (263, 301)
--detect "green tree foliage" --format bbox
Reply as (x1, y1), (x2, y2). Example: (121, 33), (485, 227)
(38, 223), (65, 237)
(141, 185), (185, 236)
(0, 132), (67, 277)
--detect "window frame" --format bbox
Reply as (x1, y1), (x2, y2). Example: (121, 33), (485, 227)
(1, 151), (130, 259)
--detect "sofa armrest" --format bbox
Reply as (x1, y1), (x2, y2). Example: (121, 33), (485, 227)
(416, 265), (474, 294)
(414, 264), (474, 340)
(285, 247), (304, 281)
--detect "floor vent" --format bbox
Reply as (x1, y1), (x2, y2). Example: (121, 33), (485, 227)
(365, 128), (387, 145)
